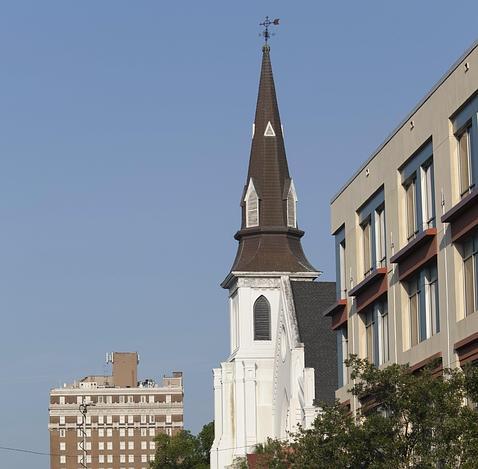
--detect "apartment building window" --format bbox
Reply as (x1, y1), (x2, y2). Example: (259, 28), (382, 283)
(365, 309), (375, 364)
(128, 415), (134, 424)
(462, 233), (478, 316)
(128, 441), (134, 450)
(375, 205), (386, 268)
(59, 416), (65, 425)
(60, 442), (66, 451)
(407, 263), (439, 347)
(363, 300), (388, 366)
(128, 428), (134, 437)
(379, 302), (389, 364)
(59, 429), (65, 437)
(421, 161), (435, 229)
(452, 95), (478, 200)
(99, 428), (104, 437)
(141, 395), (146, 403)
(400, 141), (436, 243)
(334, 226), (347, 299)
(120, 441), (125, 450)
(458, 125), (473, 196)
(59, 396), (65, 405)
(336, 325), (348, 387)
(128, 395), (134, 403)
(358, 188), (386, 278)
(405, 177), (418, 241)
(362, 217), (372, 276)
(149, 428), (155, 437)
(149, 395), (155, 403)
(60, 455), (66, 464)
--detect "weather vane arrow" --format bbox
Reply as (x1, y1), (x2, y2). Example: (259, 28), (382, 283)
(260, 16), (280, 44)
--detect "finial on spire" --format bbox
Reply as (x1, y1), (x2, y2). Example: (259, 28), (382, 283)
(260, 16), (280, 47)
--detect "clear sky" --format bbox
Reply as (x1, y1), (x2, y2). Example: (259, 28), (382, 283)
(1, 1), (478, 467)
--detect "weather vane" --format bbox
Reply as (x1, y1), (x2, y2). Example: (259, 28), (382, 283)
(260, 16), (280, 44)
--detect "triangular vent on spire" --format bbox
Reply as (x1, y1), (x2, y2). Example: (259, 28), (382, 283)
(264, 121), (276, 137)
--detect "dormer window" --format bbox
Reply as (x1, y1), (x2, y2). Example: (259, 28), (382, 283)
(245, 179), (259, 227)
(287, 181), (297, 228)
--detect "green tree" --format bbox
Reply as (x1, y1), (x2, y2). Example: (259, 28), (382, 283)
(149, 422), (214, 469)
(250, 356), (478, 468)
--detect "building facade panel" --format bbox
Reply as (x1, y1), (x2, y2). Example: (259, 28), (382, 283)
(330, 40), (478, 411)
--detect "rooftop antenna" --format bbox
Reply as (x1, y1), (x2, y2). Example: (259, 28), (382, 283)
(260, 16), (280, 45)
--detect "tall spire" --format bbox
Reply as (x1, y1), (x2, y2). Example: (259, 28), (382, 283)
(223, 44), (317, 284)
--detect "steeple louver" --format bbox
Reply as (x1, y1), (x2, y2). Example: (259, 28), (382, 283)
(222, 44), (317, 285)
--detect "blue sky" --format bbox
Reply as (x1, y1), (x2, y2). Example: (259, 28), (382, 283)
(1, 1), (478, 467)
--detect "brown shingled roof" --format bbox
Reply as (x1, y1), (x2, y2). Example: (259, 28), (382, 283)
(224, 45), (317, 282)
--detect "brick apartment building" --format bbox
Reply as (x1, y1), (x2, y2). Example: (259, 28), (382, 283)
(48, 352), (183, 469)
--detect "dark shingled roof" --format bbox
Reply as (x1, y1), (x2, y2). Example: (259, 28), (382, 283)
(291, 281), (338, 405)
(226, 45), (317, 277)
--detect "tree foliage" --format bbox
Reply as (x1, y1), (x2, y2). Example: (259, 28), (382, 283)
(149, 421), (214, 469)
(251, 356), (478, 468)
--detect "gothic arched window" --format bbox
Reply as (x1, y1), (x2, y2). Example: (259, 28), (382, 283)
(287, 182), (297, 228)
(245, 180), (259, 227)
(254, 295), (271, 341)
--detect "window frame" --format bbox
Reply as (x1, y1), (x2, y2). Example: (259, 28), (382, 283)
(253, 295), (271, 341)
(357, 188), (386, 279)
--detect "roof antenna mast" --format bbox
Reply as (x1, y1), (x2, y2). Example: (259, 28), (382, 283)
(260, 16), (280, 46)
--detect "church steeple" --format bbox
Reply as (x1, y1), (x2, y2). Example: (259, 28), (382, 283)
(223, 44), (318, 284)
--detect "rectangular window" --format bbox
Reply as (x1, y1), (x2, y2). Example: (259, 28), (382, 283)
(357, 188), (386, 278)
(339, 239), (347, 298)
(128, 441), (134, 450)
(59, 396), (65, 405)
(421, 161), (435, 229)
(409, 277), (420, 347)
(336, 325), (348, 387)
(365, 309), (375, 364)
(405, 178), (417, 241)
(60, 455), (66, 464)
(375, 205), (386, 268)
(378, 301), (389, 364)
(458, 125), (473, 196)
(407, 263), (439, 347)
(362, 218), (372, 276)
(59, 429), (66, 437)
(463, 234), (478, 316)
(59, 442), (66, 451)
(120, 441), (126, 450)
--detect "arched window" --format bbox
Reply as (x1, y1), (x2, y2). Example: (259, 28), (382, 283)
(287, 182), (297, 228)
(254, 296), (271, 341)
(245, 180), (259, 227)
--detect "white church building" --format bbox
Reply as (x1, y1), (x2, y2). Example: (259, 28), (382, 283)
(211, 42), (338, 468)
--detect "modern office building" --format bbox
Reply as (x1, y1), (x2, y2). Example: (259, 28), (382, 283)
(48, 352), (183, 469)
(327, 39), (478, 410)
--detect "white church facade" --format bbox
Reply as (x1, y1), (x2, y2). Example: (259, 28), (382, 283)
(211, 42), (338, 469)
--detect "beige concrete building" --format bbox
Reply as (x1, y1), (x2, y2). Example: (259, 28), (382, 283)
(48, 352), (183, 469)
(327, 39), (478, 410)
